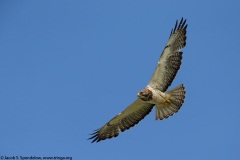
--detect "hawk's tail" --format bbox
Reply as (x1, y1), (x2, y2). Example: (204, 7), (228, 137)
(155, 84), (186, 120)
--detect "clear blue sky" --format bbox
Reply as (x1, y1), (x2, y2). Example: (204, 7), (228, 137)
(1, 0), (240, 159)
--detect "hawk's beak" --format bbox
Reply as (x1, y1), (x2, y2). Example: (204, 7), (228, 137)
(137, 92), (141, 97)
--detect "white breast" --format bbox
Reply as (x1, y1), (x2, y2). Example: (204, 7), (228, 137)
(146, 85), (166, 104)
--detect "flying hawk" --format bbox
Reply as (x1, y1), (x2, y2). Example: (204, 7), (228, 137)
(89, 18), (188, 143)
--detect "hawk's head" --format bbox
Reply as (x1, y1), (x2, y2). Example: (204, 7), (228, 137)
(137, 88), (153, 101)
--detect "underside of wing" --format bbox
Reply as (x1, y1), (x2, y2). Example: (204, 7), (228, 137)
(149, 18), (187, 92)
(88, 99), (154, 143)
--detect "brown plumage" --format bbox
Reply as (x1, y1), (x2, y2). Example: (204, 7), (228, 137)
(89, 18), (188, 143)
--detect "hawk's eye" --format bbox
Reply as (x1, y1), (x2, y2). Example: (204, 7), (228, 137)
(140, 92), (146, 97)
(137, 91), (146, 99)
(143, 91), (149, 96)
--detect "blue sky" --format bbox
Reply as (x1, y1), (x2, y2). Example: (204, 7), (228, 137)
(1, 0), (240, 159)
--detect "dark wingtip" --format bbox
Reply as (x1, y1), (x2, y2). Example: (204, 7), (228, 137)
(89, 131), (97, 136)
(173, 19), (178, 32)
(184, 24), (188, 30)
(170, 17), (187, 37)
(88, 129), (102, 143)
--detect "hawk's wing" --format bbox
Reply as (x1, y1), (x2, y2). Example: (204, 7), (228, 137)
(88, 99), (154, 143)
(149, 18), (187, 92)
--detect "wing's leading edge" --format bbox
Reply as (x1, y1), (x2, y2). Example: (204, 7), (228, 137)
(88, 99), (154, 143)
(149, 18), (187, 92)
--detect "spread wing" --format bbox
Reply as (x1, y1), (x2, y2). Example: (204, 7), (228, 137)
(149, 18), (187, 92)
(88, 99), (154, 143)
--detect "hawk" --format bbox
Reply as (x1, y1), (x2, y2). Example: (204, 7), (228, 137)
(89, 18), (188, 143)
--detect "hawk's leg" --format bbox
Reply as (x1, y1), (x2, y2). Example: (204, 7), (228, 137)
(165, 99), (171, 104)
(159, 93), (171, 104)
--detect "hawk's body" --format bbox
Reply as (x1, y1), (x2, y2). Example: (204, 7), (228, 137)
(89, 18), (188, 143)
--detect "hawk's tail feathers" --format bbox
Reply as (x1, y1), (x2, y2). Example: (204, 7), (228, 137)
(155, 84), (186, 120)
